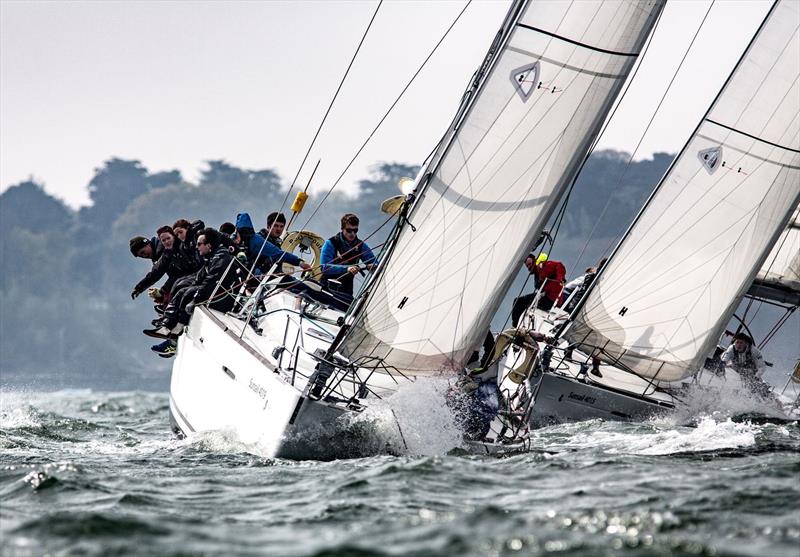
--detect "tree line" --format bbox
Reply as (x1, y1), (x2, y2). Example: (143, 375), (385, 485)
(0, 151), (672, 390)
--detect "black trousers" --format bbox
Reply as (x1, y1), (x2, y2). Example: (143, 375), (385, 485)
(511, 293), (554, 327)
(168, 274), (196, 299)
(163, 286), (202, 327)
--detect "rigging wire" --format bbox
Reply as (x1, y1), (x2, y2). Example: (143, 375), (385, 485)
(545, 4), (666, 257)
(300, 0), (474, 230)
(490, 1), (668, 334)
(740, 219), (797, 347)
(279, 0), (384, 215)
(567, 0), (717, 273)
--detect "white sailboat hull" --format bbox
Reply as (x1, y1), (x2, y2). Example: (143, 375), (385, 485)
(169, 300), (406, 460)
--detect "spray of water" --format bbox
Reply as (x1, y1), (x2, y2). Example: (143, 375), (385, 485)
(0, 389), (43, 429)
(672, 376), (790, 424)
(348, 377), (465, 456)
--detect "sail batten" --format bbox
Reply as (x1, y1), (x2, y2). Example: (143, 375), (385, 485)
(339, 0), (666, 374)
(568, 0), (800, 382)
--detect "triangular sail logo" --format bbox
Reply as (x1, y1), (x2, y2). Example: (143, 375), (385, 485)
(698, 146), (722, 174)
(510, 62), (540, 102)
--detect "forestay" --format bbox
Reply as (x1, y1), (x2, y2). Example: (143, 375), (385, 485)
(749, 205), (800, 303)
(568, 0), (800, 382)
(340, 0), (665, 374)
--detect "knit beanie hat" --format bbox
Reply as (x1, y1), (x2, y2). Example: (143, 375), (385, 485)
(129, 236), (149, 256)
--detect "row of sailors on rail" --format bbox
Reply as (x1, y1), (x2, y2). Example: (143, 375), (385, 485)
(127, 212), (376, 358)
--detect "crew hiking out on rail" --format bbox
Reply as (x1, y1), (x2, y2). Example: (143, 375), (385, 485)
(129, 210), (379, 359)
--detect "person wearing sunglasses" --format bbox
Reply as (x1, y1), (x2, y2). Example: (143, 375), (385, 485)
(320, 213), (376, 303)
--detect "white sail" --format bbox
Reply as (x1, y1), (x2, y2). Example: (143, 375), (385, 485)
(749, 205), (800, 303)
(568, 0), (800, 382)
(340, 0), (665, 373)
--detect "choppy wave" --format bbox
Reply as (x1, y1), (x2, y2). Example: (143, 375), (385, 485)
(1, 389), (799, 557)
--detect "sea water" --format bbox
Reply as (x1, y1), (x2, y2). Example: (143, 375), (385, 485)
(1, 388), (798, 557)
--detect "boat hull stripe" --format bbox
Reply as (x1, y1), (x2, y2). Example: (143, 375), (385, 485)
(288, 398), (305, 425)
(169, 394), (196, 433)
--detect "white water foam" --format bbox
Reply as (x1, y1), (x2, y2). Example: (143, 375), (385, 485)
(0, 390), (42, 429)
(185, 428), (279, 457)
(673, 378), (790, 424)
(538, 417), (758, 456)
(350, 377), (465, 457)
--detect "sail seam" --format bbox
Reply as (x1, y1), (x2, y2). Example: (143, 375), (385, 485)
(704, 119), (800, 154)
(516, 23), (639, 57)
(505, 47), (628, 79)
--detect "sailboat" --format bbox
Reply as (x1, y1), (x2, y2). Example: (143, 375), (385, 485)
(168, 0), (666, 459)
(503, 0), (800, 427)
(749, 205), (799, 307)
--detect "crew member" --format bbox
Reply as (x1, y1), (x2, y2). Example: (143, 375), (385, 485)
(130, 226), (201, 302)
(145, 228), (242, 356)
(235, 212), (310, 275)
(511, 253), (566, 326)
(129, 235), (162, 299)
(721, 332), (769, 396)
(320, 213), (376, 302)
(260, 212), (287, 247)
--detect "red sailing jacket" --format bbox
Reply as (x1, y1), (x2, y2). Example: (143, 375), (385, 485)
(537, 260), (567, 304)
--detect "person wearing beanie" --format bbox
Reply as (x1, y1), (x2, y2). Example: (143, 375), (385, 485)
(129, 234), (162, 299)
(129, 236), (152, 258)
(131, 226), (201, 302)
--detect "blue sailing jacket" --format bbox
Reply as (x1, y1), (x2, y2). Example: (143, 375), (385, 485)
(235, 212), (302, 271)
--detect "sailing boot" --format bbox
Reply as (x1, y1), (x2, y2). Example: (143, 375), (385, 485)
(143, 319), (183, 339)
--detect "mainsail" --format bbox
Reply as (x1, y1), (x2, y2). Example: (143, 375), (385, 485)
(748, 205), (800, 304)
(567, 0), (800, 382)
(339, 0), (665, 373)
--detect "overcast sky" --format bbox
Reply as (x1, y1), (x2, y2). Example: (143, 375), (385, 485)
(1, 0), (772, 209)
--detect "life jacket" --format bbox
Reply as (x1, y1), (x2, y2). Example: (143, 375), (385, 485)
(730, 348), (758, 377)
(323, 233), (363, 296)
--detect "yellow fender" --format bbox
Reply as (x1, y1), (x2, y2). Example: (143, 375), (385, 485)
(492, 328), (540, 384)
(282, 230), (325, 281)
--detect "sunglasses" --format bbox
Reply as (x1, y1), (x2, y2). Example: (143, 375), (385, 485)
(197, 241), (208, 246)
(344, 227), (358, 233)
